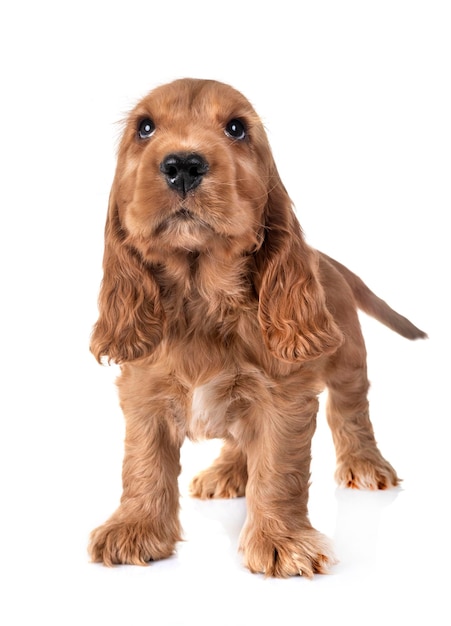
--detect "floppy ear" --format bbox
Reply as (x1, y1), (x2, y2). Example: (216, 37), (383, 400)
(90, 187), (164, 364)
(254, 168), (343, 363)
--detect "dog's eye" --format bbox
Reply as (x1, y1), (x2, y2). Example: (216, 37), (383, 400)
(137, 118), (156, 140)
(225, 119), (246, 140)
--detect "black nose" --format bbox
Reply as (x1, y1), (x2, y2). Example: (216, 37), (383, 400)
(160, 152), (209, 195)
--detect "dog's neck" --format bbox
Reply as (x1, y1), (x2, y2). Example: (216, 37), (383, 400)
(151, 247), (256, 329)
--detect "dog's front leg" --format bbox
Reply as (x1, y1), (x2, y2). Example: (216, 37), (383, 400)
(89, 365), (185, 566)
(239, 390), (335, 578)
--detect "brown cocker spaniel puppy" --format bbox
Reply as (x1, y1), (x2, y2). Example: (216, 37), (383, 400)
(89, 78), (426, 577)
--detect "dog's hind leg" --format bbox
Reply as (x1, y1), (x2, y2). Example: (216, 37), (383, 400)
(190, 437), (248, 499)
(325, 326), (399, 490)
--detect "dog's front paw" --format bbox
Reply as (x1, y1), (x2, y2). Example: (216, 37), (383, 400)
(240, 523), (336, 578)
(89, 518), (180, 566)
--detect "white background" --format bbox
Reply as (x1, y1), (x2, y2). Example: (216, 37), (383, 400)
(1, 1), (449, 624)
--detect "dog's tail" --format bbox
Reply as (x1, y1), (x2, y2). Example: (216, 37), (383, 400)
(322, 253), (427, 340)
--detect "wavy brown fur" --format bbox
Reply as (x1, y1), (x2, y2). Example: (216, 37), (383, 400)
(89, 78), (426, 577)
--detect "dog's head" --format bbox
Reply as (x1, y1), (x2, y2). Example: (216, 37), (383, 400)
(91, 79), (342, 365)
(112, 78), (274, 257)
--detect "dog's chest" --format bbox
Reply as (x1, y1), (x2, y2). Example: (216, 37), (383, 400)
(189, 383), (222, 439)
(187, 367), (267, 440)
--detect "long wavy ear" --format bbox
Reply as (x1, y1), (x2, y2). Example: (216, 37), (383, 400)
(254, 168), (343, 363)
(90, 187), (164, 364)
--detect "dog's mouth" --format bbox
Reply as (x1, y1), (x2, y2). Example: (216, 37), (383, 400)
(155, 206), (214, 238)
